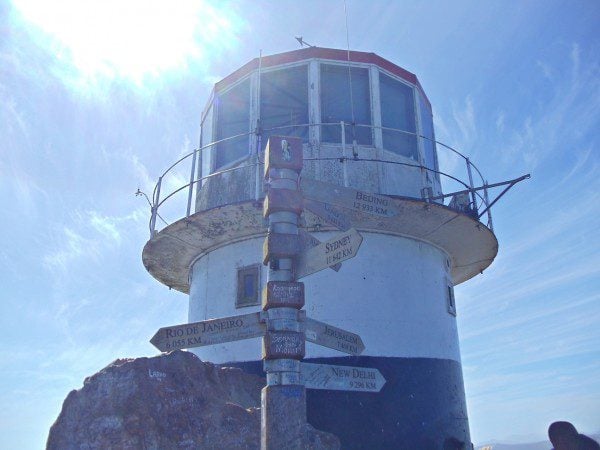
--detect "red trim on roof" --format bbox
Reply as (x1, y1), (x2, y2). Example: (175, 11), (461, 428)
(214, 47), (431, 110)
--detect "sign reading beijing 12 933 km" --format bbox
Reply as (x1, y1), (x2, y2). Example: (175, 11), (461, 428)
(301, 178), (398, 218)
(295, 228), (363, 279)
(301, 362), (386, 392)
(150, 312), (265, 352)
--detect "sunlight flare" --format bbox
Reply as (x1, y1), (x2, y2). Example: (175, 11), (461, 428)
(11, 0), (240, 84)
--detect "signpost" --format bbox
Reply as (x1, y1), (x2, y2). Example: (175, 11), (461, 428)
(295, 228), (363, 279)
(303, 198), (352, 231)
(150, 136), (387, 450)
(298, 229), (341, 272)
(301, 178), (399, 218)
(304, 318), (365, 356)
(261, 136), (307, 450)
(150, 312), (265, 352)
(301, 362), (386, 393)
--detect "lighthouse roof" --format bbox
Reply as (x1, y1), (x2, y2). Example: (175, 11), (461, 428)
(212, 47), (431, 110)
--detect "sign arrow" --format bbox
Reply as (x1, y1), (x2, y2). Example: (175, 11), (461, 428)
(304, 198), (352, 231)
(301, 362), (386, 392)
(301, 178), (398, 218)
(295, 228), (363, 279)
(150, 312), (265, 352)
(298, 229), (341, 272)
(304, 318), (364, 355)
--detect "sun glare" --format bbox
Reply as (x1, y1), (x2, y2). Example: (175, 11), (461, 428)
(11, 0), (239, 85)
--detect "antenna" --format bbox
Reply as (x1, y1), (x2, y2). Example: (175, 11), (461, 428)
(343, 0), (357, 156)
(295, 36), (315, 48)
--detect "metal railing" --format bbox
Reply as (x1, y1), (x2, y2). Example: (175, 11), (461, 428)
(142, 122), (505, 239)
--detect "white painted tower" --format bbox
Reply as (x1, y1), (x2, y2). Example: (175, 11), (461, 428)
(143, 48), (507, 449)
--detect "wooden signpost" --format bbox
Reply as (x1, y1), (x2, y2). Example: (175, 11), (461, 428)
(304, 317), (365, 356)
(301, 178), (399, 218)
(303, 198), (352, 231)
(301, 362), (385, 392)
(298, 229), (342, 272)
(150, 136), (388, 450)
(150, 312), (265, 352)
(296, 228), (363, 279)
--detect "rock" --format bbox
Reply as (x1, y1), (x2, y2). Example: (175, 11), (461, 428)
(47, 350), (340, 450)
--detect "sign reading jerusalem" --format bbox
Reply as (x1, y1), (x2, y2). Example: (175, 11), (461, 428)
(304, 318), (365, 356)
(295, 228), (363, 279)
(150, 312), (265, 352)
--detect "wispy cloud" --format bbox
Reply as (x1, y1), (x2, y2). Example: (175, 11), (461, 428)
(452, 95), (477, 151)
(43, 227), (100, 274)
(503, 43), (599, 170)
(42, 207), (146, 275)
(495, 110), (505, 133)
(536, 59), (553, 81)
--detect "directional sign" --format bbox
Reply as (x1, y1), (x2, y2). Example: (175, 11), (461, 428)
(301, 178), (398, 218)
(304, 318), (364, 356)
(295, 228), (363, 279)
(298, 229), (341, 272)
(304, 198), (351, 231)
(150, 312), (265, 352)
(301, 362), (386, 392)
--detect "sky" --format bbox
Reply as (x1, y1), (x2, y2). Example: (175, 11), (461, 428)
(0, 0), (598, 448)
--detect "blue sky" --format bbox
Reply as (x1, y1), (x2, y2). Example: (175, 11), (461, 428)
(1, 0), (598, 448)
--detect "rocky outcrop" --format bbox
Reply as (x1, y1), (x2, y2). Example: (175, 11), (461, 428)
(47, 351), (339, 449)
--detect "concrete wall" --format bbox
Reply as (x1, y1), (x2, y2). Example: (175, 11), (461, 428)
(195, 144), (429, 212)
(188, 231), (460, 364)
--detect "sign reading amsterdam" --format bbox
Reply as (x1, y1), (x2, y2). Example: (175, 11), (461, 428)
(150, 312), (265, 352)
(301, 362), (386, 392)
(304, 318), (365, 356)
(301, 178), (398, 218)
(296, 228), (363, 279)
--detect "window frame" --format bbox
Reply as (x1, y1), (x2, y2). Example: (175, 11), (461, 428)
(377, 68), (419, 161)
(446, 283), (456, 316)
(416, 91), (440, 188)
(236, 264), (261, 308)
(258, 62), (310, 149)
(212, 75), (253, 172)
(318, 61), (374, 146)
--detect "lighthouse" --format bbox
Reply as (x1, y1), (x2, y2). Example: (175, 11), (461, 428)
(143, 47), (505, 449)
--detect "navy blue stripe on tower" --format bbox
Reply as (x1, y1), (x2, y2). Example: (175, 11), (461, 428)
(226, 356), (470, 450)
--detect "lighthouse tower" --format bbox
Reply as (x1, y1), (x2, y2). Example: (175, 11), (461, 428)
(143, 48), (499, 449)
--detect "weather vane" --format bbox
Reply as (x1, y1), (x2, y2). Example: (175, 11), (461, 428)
(294, 36), (315, 48)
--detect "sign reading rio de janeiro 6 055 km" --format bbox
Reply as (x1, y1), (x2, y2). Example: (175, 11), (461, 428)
(150, 312), (265, 352)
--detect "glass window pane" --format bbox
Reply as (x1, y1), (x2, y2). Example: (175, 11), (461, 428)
(419, 94), (440, 183)
(200, 104), (213, 179)
(321, 64), (372, 145)
(260, 65), (309, 148)
(236, 264), (260, 308)
(215, 78), (250, 169)
(380, 73), (417, 159)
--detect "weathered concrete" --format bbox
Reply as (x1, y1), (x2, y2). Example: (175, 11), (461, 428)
(261, 385), (308, 450)
(143, 194), (497, 294)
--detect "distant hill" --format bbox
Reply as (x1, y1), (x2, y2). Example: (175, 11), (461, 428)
(477, 434), (600, 450)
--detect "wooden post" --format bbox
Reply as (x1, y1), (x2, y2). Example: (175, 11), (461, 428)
(261, 136), (307, 449)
